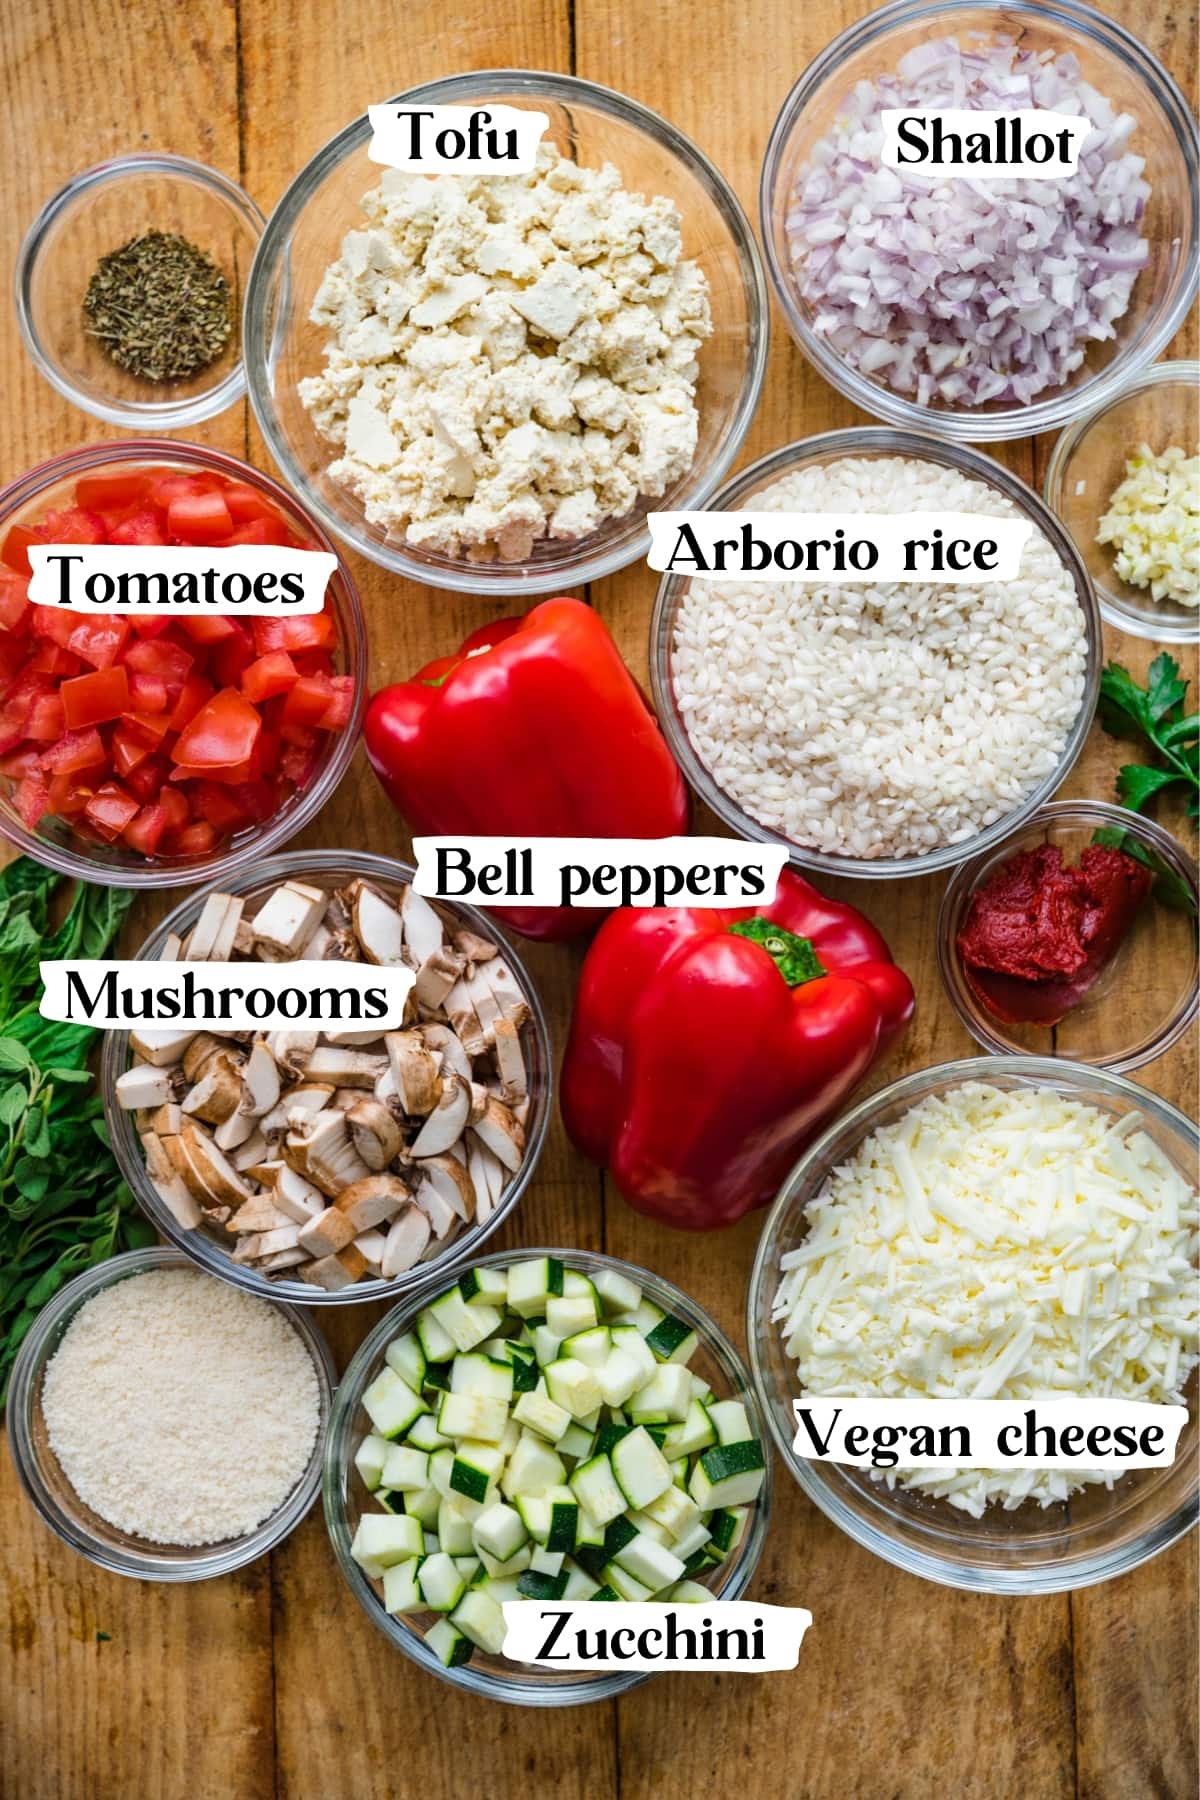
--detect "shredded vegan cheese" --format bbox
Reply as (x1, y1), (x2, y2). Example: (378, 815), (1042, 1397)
(1097, 443), (1200, 608)
(773, 1083), (1199, 1516)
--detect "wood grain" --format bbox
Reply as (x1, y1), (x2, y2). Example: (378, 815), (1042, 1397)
(0, 0), (1195, 1795)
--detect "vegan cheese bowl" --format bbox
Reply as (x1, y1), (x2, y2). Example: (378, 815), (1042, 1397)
(747, 1058), (1200, 1594)
(324, 1248), (772, 1703)
(243, 70), (767, 595)
(650, 429), (1102, 880)
(102, 851), (552, 1305)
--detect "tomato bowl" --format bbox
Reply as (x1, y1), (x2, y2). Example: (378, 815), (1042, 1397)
(0, 441), (366, 888)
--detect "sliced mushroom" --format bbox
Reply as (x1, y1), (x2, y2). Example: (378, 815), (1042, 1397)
(186, 892), (244, 962)
(466, 1081), (489, 1125)
(147, 1100), (184, 1139)
(182, 1032), (238, 1086)
(401, 886), (444, 967)
(298, 1207), (358, 1258)
(179, 1118), (252, 1206)
(140, 1130), (203, 1229)
(305, 1046), (388, 1089)
(334, 1173), (410, 1233)
(354, 1228), (387, 1274)
(301, 1111), (373, 1196)
(214, 1107), (258, 1153)
(116, 1064), (178, 1111)
(462, 964), (503, 1043)
(300, 1245), (369, 1291)
(238, 1040), (280, 1119)
(252, 880), (327, 959)
(257, 1245), (311, 1273)
(260, 1080), (334, 1137)
(470, 1097), (525, 1174)
(409, 1074), (471, 1158)
(323, 1027), (387, 1048)
(418, 1024), (472, 1085)
(264, 1030), (319, 1078)
(272, 1166), (327, 1225)
(181, 1052), (244, 1124)
(465, 1136), (502, 1222)
(129, 1027), (195, 1068)
(492, 1017), (527, 1100)
(228, 1194), (295, 1234)
(385, 1032), (443, 1115)
(416, 1154), (475, 1225)
(353, 884), (405, 966)
(481, 959), (531, 1030)
(160, 931), (184, 963)
(231, 1126), (270, 1171)
(452, 928), (497, 963)
(444, 978), (487, 1058)
(345, 1097), (403, 1171)
(413, 947), (467, 1011)
(381, 1206), (432, 1278)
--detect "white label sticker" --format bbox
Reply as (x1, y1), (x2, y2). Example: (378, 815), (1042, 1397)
(39, 959), (414, 1032)
(412, 837), (788, 909)
(501, 1602), (812, 1672)
(646, 512), (1032, 582)
(792, 1398), (1187, 1471)
(880, 109), (1093, 178)
(367, 103), (549, 172)
(27, 545), (336, 615)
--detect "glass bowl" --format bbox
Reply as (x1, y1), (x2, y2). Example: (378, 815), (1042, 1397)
(0, 439), (366, 889)
(760, 0), (1199, 443)
(938, 800), (1198, 1069)
(748, 1057), (1199, 1594)
(6, 1246), (334, 1581)
(15, 153), (264, 430)
(324, 1247), (773, 1704)
(649, 428), (1102, 881)
(1045, 361), (1200, 640)
(102, 852), (553, 1306)
(243, 70), (768, 596)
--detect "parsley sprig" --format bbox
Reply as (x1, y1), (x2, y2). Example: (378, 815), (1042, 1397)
(1099, 652), (1198, 818)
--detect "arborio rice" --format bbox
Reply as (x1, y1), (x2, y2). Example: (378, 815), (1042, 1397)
(671, 456), (1088, 860)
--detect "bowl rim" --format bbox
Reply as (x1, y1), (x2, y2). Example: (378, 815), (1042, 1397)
(323, 1244), (773, 1704)
(243, 67), (769, 595)
(5, 1244), (336, 1582)
(746, 1053), (1200, 1594)
(100, 849), (554, 1306)
(648, 425), (1103, 880)
(14, 150), (265, 430)
(759, 0), (1200, 444)
(0, 437), (367, 890)
(936, 798), (1200, 1070)
(1043, 358), (1200, 643)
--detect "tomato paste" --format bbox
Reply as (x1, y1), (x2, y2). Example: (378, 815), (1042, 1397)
(956, 843), (1152, 1026)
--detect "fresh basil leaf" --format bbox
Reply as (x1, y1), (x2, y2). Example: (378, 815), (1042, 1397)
(11, 1158), (50, 1201)
(0, 1038), (34, 1075)
(0, 1085), (29, 1127)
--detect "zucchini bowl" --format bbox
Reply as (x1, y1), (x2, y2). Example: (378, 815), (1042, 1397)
(324, 1248), (772, 1703)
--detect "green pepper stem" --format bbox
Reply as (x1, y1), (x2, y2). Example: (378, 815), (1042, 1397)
(728, 918), (826, 987)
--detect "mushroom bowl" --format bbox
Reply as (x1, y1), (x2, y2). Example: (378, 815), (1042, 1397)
(102, 851), (553, 1305)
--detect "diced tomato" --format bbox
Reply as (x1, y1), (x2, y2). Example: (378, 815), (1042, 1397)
(3, 525), (47, 575)
(317, 675), (356, 732)
(174, 687), (261, 770)
(220, 516), (290, 547)
(67, 616), (130, 670)
(280, 742), (320, 788)
(120, 710), (170, 750)
(172, 819), (218, 856)
(157, 784), (190, 829)
(0, 746), (42, 779)
(25, 694), (66, 740)
(210, 624), (255, 688)
(0, 571), (31, 632)
(178, 616), (238, 646)
(147, 472), (218, 509)
(0, 638), (28, 686)
(168, 492), (234, 543)
(125, 634), (193, 689)
(122, 802), (168, 856)
(241, 650), (298, 703)
(167, 673), (214, 733)
(30, 606), (77, 649)
(13, 776), (50, 829)
(112, 712), (168, 776)
(220, 481), (274, 523)
(124, 755), (171, 803)
(40, 726), (107, 776)
(107, 509), (168, 548)
(253, 614), (337, 655)
(74, 470), (149, 511)
(291, 649), (336, 680)
(83, 781), (139, 841)
(189, 780), (252, 834)
(61, 664), (129, 729)
(170, 755), (257, 786)
(126, 616), (173, 639)
(281, 674), (335, 731)
(127, 671), (168, 714)
(224, 778), (277, 823)
(29, 642), (82, 679)
(255, 729), (281, 775)
(48, 772), (94, 817)
(39, 507), (106, 545)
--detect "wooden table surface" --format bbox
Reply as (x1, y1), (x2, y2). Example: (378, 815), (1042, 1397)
(2, 1), (1196, 1795)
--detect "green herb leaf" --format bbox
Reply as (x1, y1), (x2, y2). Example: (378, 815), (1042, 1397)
(23, 1109), (51, 1158)
(0, 1084), (29, 1127)
(0, 1037), (34, 1074)
(1092, 826), (1197, 918)
(1145, 652), (1188, 725)
(1116, 762), (1182, 813)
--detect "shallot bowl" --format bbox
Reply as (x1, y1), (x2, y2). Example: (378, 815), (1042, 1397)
(761, 0), (1199, 442)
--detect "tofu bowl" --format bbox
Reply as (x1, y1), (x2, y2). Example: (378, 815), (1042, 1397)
(323, 1249), (772, 1704)
(243, 70), (767, 595)
(101, 852), (552, 1305)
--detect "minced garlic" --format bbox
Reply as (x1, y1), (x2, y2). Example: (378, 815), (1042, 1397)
(1097, 443), (1200, 607)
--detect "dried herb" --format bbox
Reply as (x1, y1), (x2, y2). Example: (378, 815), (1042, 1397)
(82, 230), (233, 383)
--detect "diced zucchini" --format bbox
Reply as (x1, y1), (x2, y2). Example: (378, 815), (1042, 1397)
(353, 1433), (389, 1492)
(350, 1512), (423, 1575)
(429, 1446), (456, 1498)
(569, 1453), (626, 1527)
(592, 1269), (642, 1317)
(514, 1494), (551, 1542)
(545, 1357), (602, 1420)
(506, 1257), (565, 1317)
(708, 1506), (748, 1557)
(437, 1496), (477, 1555)
(625, 1511), (671, 1546)
(501, 1432), (566, 1500)
(602, 1514), (638, 1560)
(603, 1561), (652, 1602)
(543, 1485), (579, 1553)
(418, 1550), (467, 1612)
(598, 1347), (644, 1409)
(407, 1412), (451, 1452)
(384, 1331), (426, 1391)
(562, 1560), (601, 1600)
(688, 1440), (766, 1511)
(426, 1618), (473, 1667)
(405, 1483), (441, 1528)
(561, 1326), (611, 1368)
(415, 1307), (455, 1363)
(375, 1487), (404, 1515)
(595, 1420), (632, 1458)
(380, 1444), (430, 1491)
(517, 1568), (568, 1600)
(450, 1440), (506, 1504)
(450, 1587), (506, 1655)
(438, 1392), (509, 1443)
(666, 1579), (713, 1604)
(362, 1368), (427, 1440)
(575, 1506), (605, 1549)
(670, 1456), (689, 1488)
(382, 1558), (423, 1614)
(511, 1388), (571, 1443)
(458, 1266), (509, 1306)
(613, 1531), (686, 1592)
(546, 1293), (599, 1338)
(644, 1312), (698, 1365)
(629, 1364), (692, 1423)
(671, 1518), (713, 1562)
(662, 1399), (716, 1459)
(558, 1422), (596, 1461)
(563, 1270), (600, 1301)
(450, 1353), (514, 1403)
(530, 1545), (565, 1576)
(481, 1573), (525, 1604)
(609, 1324), (657, 1384)
(641, 1483), (701, 1540)
(423, 1361), (452, 1393)
(473, 1502), (527, 1564)
(629, 1298), (665, 1334)
(428, 1288), (503, 1353)
(592, 1584), (621, 1602)
(706, 1400), (753, 1446)
(479, 1543), (532, 1578)
(611, 1426), (672, 1510)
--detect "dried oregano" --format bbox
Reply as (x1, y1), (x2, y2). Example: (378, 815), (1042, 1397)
(83, 230), (233, 383)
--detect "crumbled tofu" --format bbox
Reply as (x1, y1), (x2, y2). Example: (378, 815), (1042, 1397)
(299, 142), (711, 562)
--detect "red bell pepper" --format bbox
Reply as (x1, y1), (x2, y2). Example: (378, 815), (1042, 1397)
(364, 597), (688, 941)
(561, 870), (915, 1229)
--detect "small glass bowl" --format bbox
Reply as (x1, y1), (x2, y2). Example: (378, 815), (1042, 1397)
(6, 1246), (334, 1581)
(748, 1057), (1199, 1594)
(15, 153), (264, 429)
(0, 439), (366, 889)
(649, 428), (1102, 881)
(761, 0), (1200, 443)
(938, 800), (1198, 1070)
(1045, 362), (1200, 641)
(244, 70), (768, 596)
(324, 1247), (772, 1704)
(102, 852), (553, 1307)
